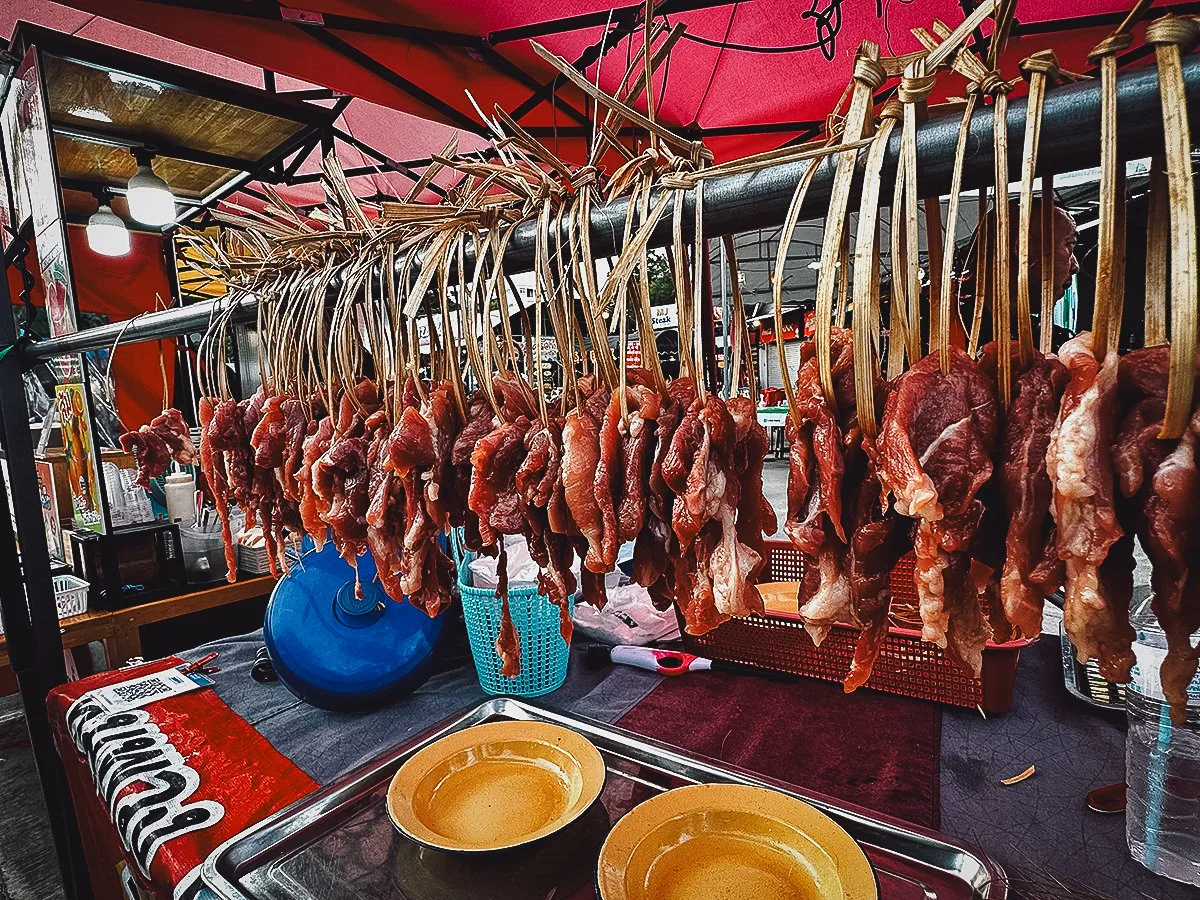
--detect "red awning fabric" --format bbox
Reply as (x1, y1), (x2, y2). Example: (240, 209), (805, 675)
(9, 0), (1195, 201)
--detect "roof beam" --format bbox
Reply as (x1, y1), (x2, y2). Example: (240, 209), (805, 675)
(301, 27), (488, 135)
(475, 44), (592, 128)
(328, 126), (449, 198)
(509, 21), (632, 122)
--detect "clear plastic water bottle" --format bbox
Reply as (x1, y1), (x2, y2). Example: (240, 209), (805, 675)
(1125, 605), (1200, 887)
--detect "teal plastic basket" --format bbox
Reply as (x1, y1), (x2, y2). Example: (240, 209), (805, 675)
(455, 547), (574, 697)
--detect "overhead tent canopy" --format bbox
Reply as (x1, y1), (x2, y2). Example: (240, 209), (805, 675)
(28, 0), (1200, 213)
(44, 0), (1190, 142)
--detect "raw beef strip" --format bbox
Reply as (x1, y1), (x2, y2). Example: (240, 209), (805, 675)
(1142, 406), (1200, 723)
(452, 389), (498, 553)
(119, 428), (171, 490)
(198, 397), (239, 583)
(563, 387), (607, 571)
(494, 543), (521, 677)
(616, 382), (663, 543)
(634, 379), (695, 604)
(120, 408), (197, 488)
(996, 350), (1069, 639)
(878, 347), (999, 652)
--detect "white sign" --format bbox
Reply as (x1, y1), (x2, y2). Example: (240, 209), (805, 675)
(650, 304), (677, 330)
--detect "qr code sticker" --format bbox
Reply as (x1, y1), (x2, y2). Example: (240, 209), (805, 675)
(110, 678), (173, 705)
(89, 668), (205, 713)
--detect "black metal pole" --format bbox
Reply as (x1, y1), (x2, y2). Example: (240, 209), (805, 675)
(0, 271), (93, 899)
(21, 53), (1200, 362)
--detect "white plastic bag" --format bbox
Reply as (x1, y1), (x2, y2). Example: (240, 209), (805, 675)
(572, 582), (680, 646)
(469, 534), (541, 589)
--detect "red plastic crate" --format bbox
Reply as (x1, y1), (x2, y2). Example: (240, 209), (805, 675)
(680, 540), (1032, 715)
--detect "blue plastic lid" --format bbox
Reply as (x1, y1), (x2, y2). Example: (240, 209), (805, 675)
(264, 538), (447, 711)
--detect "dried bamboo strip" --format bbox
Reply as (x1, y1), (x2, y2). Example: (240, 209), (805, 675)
(1148, 16), (1200, 439)
(815, 43), (883, 405)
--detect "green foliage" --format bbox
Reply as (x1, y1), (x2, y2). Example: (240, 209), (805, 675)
(646, 251), (675, 308)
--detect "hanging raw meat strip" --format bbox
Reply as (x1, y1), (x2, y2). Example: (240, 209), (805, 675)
(616, 377), (663, 544)
(1143, 406), (1200, 724)
(298, 414), (334, 550)
(785, 335), (852, 553)
(785, 328), (873, 645)
(1045, 332), (1133, 682)
(365, 432), (406, 604)
(452, 389), (498, 553)
(668, 396), (765, 635)
(120, 428), (171, 490)
(593, 389), (625, 569)
(728, 396), (777, 571)
(878, 347), (999, 661)
(563, 380), (609, 572)
(843, 456), (911, 692)
(152, 408), (197, 464)
(494, 543), (521, 678)
(468, 416), (533, 546)
(993, 349), (1070, 639)
(313, 381), (382, 591)
(198, 397), (239, 583)
(517, 418), (577, 639)
(1112, 345), (1200, 722)
(121, 408), (197, 489)
(633, 379), (695, 603)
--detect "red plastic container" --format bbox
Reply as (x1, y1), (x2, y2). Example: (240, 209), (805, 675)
(679, 540), (1033, 715)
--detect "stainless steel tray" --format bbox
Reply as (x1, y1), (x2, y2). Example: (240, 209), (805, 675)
(202, 697), (1007, 900)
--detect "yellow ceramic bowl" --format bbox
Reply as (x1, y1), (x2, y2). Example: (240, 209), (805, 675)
(597, 783), (878, 900)
(387, 720), (606, 853)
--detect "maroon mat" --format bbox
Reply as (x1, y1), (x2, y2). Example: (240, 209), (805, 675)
(616, 669), (941, 829)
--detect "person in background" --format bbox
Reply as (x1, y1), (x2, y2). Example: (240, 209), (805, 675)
(947, 196), (1080, 351)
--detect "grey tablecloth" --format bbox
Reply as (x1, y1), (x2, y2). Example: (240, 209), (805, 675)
(178, 630), (661, 785)
(182, 630), (1197, 899)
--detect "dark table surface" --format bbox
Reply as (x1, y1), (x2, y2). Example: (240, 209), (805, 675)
(178, 629), (1195, 900)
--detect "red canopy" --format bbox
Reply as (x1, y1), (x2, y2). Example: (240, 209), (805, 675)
(9, 0), (1190, 203)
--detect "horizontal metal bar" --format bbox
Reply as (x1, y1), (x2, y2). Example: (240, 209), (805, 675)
(23, 54), (1197, 362)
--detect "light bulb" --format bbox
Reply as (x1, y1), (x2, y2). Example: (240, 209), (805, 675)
(126, 164), (175, 226)
(86, 204), (130, 257)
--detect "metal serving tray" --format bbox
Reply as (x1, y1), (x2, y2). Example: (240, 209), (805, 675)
(202, 698), (1007, 900)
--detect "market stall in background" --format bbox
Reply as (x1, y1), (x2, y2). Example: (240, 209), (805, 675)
(0, 1), (1198, 900)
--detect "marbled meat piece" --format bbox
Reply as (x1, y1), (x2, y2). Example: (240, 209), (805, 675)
(1046, 332), (1133, 682)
